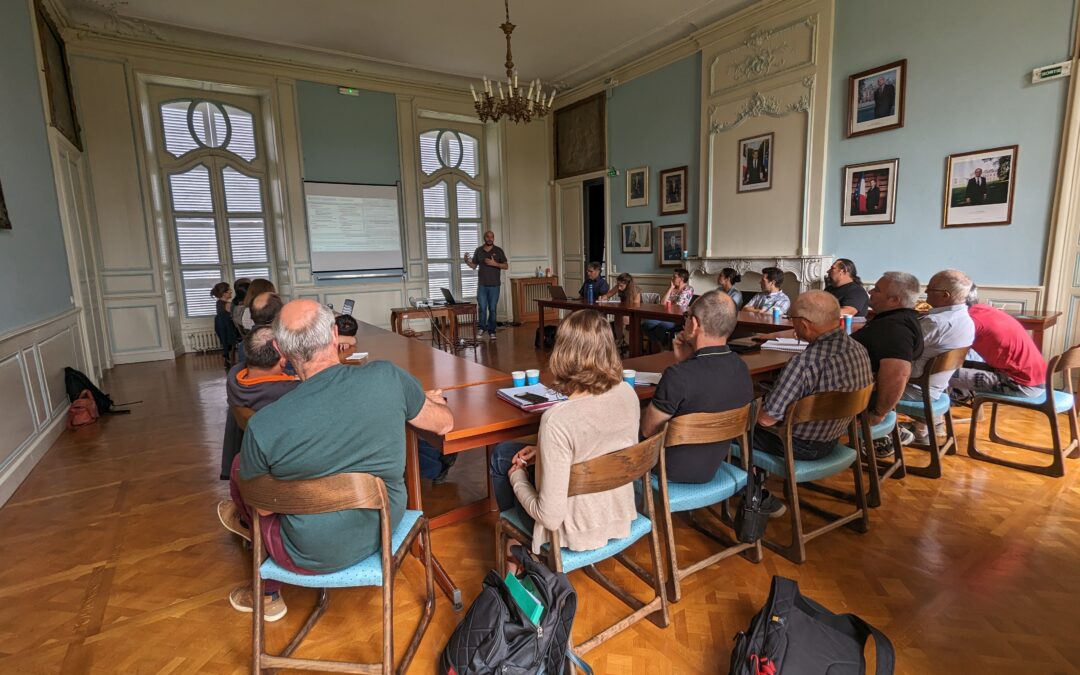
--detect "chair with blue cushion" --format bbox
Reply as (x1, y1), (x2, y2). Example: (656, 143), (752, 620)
(495, 432), (669, 656)
(894, 346), (969, 479)
(238, 472), (435, 674)
(652, 404), (761, 603)
(856, 410), (906, 508)
(747, 384), (874, 564)
(967, 345), (1080, 477)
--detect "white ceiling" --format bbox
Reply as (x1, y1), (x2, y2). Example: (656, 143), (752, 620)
(65, 0), (755, 87)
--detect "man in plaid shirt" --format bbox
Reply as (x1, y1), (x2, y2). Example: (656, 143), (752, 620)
(754, 291), (873, 516)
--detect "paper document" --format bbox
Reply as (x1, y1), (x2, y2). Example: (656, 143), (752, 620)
(634, 372), (662, 386)
(760, 338), (808, 353)
(345, 351), (369, 361)
(496, 383), (568, 411)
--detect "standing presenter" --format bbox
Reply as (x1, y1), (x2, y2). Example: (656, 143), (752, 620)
(464, 230), (508, 340)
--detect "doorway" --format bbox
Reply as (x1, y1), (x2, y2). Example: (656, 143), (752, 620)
(583, 178), (606, 266)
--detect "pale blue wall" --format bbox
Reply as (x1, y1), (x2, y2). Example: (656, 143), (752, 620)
(295, 81), (400, 184)
(824, 0), (1073, 286)
(608, 54), (701, 275)
(0, 0), (73, 334)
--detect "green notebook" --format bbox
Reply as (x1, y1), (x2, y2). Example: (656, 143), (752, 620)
(504, 572), (545, 624)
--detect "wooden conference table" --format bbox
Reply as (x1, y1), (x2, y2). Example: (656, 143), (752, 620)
(536, 298), (795, 357)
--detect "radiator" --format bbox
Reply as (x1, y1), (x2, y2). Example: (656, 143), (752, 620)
(185, 330), (221, 352)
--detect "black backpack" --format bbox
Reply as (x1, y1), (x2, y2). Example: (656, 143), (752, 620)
(63, 367), (132, 415)
(730, 576), (895, 675)
(534, 325), (557, 349)
(441, 548), (583, 675)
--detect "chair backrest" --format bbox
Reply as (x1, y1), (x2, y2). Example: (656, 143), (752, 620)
(663, 404), (751, 448)
(237, 471), (388, 515)
(788, 384), (874, 425)
(925, 345), (970, 376)
(231, 405), (255, 431)
(641, 292), (661, 304)
(1049, 343), (1080, 395)
(567, 432), (664, 497)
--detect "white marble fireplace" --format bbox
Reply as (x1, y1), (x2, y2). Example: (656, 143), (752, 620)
(689, 255), (834, 293)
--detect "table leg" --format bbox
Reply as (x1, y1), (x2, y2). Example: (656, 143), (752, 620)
(405, 428), (463, 610)
(538, 304), (546, 349)
(629, 313), (642, 358)
(1031, 326), (1045, 353)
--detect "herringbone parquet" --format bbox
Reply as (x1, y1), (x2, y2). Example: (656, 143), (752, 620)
(2, 327), (1079, 674)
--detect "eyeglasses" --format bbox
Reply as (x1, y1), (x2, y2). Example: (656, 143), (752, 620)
(786, 314), (806, 321)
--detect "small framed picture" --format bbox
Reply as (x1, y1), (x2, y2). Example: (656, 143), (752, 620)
(657, 224), (686, 267)
(842, 159), (899, 226)
(626, 166), (648, 207)
(658, 166), (688, 215)
(847, 59), (906, 138)
(621, 221), (653, 253)
(737, 133), (773, 192)
(943, 145), (1019, 228)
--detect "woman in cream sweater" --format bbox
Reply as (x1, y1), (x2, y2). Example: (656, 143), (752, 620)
(489, 309), (640, 556)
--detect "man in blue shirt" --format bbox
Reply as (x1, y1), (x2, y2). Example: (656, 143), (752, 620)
(578, 261), (609, 300)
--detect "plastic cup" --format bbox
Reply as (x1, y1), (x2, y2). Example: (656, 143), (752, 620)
(844, 315), (853, 334)
(772, 307), (781, 320)
(526, 369), (540, 385)
(622, 369), (636, 386)
(512, 371), (526, 387)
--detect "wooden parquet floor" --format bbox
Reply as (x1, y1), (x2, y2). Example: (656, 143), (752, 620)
(2, 326), (1080, 674)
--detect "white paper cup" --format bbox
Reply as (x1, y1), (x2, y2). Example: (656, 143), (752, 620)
(512, 371), (526, 386)
(526, 369), (541, 385)
(622, 369), (637, 386)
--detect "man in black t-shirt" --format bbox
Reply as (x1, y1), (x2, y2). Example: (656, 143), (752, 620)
(826, 258), (870, 317)
(852, 272), (924, 455)
(464, 230), (508, 339)
(641, 290), (754, 483)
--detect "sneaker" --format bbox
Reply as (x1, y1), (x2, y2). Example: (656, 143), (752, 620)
(873, 437), (895, 459)
(217, 500), (251, 542)
(896, 426), (915, 447)
(432, 454), (458, 485)
(486, 331), (497, 341)
(478, 330), (487, 339)
(229, 586), (287, 622)
(760, 489), (788, 519)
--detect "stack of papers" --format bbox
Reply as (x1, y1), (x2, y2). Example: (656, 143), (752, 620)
(634, 372), (662, 386)
(345, 351), (369, 362)
(760, 338), (808, 353)
(496, 384), (568, 412)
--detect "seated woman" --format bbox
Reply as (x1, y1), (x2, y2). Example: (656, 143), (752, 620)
(641, 268), (694, 353)
(744, 266), (791, 315)
(601, 272), (641, 347)
(718, 267), (744, 309)
(490, 309), (640, 560)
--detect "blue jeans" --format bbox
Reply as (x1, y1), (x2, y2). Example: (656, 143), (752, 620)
(753, 424), (837, 461)
(489, 441), (536, 529)
(642, 319), (676, 351)
(477, 285), (500, 334)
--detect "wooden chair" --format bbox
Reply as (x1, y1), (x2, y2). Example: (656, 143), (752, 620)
(652, 405), (761, 603)
(741, 384), (874, 564)
(893, 346), (970, 479)
(966, 345), (1080, 477)
(237, 472), (435, 674)
(856, 410), (906, 508)
(494, 433), (669, 656)
(640, 292), (661, 304)
(231, 405), (255, 432)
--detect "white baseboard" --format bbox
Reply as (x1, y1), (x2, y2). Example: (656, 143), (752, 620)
(0, 409), (66, 507)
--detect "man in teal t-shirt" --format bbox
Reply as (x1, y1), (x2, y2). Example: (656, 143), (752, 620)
(225, 299), (454, 621)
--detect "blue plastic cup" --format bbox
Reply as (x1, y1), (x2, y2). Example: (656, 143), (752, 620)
(772, 307), (781, 320)
(526, 369), (540, 385)
(844, 315), (853, 334)
(512, 371), (526, 387)
(622, 369), (636, 386)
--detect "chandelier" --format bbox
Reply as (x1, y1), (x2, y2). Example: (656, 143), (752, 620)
(469, 0), (555, 124)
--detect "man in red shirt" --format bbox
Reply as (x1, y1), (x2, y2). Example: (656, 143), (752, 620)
(951, 289), (1046, 399)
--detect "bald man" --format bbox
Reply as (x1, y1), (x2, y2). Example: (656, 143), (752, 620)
(464, 230), (508, 339)
(222, 299), (453, 621)
(755, 291), (873, 515)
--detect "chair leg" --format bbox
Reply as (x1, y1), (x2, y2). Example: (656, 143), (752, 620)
(890, 424), (907, 480)
(969, 398), (1068, 477)
(659, 498), (681, 603)
(905, 417), (944, 479)
(763, 475), (806, 564)
(860, 431), (882, 509)
(646, 520), (670, 628)
(495, 519), (507, 578)
(383, 565), (394, 674)
(942, 410), (958, 456)
(252, 575), (264, 674)
(1067, 408), (1080, 459)
(849, 459), (870, 534)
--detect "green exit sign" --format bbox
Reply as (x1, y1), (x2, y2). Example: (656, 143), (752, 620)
(1032, 60), (1071, 84)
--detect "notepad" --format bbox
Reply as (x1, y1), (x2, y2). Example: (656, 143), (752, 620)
(760, 338), (808, 353)
(345, 351), (369, 362)
(496, 384), (567, 412)
(634, 372), (662, 386)
(504, 572), (545, 624)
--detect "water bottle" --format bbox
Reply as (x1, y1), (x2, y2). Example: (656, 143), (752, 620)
(844, 314), (853, 334)
(585, 282), (594, 304)
(772, 307), (781, 321)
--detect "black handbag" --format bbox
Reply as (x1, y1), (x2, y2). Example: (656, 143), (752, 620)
(734, 419), (768, 544)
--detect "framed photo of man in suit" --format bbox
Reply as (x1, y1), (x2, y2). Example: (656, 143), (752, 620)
(658, 166), (688, 215)
(847, 60), (906, 138)
(621, 221), (652, 253)
(842, 159), (899, 226)
(943, 145), (1019, 228)
(737, 133), (773, 193)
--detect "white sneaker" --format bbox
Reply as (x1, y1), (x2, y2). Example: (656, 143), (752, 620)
(478, 330), (487, 339)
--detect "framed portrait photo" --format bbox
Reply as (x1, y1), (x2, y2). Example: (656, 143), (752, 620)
(626, 166), (649, 207)
(737, 133), (773, 192)
(658, 166), (688, 215)
(943, 145), (1018, 228)
(842, 159), (899, 226)
(847, 59), (906, 138)
(621, 221), (652, 253)
(657, 224), (686, 267)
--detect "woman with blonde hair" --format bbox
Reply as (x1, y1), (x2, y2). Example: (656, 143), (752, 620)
(489, 309), (640, 560)
(602, 272), (641, 346)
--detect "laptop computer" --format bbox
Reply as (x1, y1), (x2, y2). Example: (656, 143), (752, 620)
(440, 287), (462, 305)
(548, 285), (578, 301)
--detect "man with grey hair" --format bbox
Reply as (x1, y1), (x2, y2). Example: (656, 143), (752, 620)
(902, 269), (975, 444)
(755, 291), (872, 515)
(640, 290), (753, 483)
(852, 272), (925, 454)
(224, 299), (454, 621)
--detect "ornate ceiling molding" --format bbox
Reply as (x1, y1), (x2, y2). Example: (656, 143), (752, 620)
(73, 1), (164, 41)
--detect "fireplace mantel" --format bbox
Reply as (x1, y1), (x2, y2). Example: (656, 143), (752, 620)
(688, 255), (834, 292)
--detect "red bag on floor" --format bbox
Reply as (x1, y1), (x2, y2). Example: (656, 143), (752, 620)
(67, 389), (100, 428)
